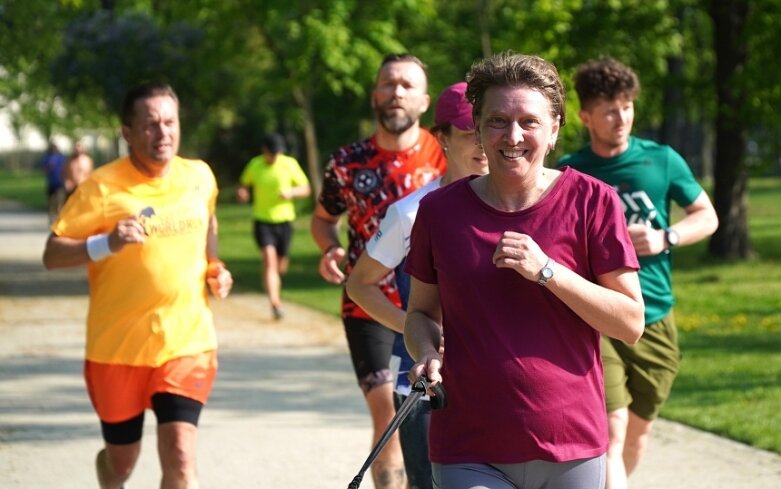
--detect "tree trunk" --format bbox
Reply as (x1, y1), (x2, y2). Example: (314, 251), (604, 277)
(700, 123), (715, 184)
(707, 0), (751, 259)
(292, 86), (322, 200)
(477, 0), (493, 58)
(660, 56), (686, 152)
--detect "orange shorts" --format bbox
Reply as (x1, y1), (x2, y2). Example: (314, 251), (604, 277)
(84, 350), (218, 423)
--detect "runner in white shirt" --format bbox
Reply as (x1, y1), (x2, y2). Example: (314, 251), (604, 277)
(346, 81), (488, 489)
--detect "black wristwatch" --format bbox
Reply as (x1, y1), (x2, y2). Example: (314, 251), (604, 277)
(664, 227), (680, 249)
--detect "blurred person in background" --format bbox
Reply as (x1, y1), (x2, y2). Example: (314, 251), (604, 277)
(40, 141), (66, 222)
(63, 141), (94, 199)
(237, 132), (311, 320)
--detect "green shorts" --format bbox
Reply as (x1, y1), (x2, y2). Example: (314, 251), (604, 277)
(602, 312), (681, 420)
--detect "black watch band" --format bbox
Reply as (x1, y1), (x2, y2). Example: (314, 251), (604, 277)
(664, 227), (680, 248)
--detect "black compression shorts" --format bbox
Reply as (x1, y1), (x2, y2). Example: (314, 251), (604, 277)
(343, 316), (395, 394)
(99, 393), (203, 445)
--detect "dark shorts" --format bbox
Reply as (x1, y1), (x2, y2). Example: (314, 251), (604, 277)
(602, 312), (681, 420)
(343, 316), (395, 393)
(253, 220), (293, 258)
(47, 184), (64, 197)
(395, 392), (433, 489)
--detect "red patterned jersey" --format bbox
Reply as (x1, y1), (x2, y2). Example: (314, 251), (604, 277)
(319, 130), (446, 319)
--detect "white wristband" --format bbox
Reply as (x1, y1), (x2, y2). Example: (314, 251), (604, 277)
(86, 233), (114, 262)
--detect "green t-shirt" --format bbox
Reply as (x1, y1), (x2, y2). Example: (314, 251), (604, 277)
(239, 153), (310, 223)
(557, 136), (703, 324)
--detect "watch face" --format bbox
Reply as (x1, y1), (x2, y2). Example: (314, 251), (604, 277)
(542, 267), (554, 279)
(667, 229), (680, 246)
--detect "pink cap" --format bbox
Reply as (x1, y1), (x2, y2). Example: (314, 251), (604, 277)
(434, 82), (474, 131)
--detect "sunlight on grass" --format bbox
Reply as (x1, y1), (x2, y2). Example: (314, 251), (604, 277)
(665, 198), (781, 453)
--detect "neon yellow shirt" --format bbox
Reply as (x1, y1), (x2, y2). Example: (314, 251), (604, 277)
(239, 153), (309, 223)
(52, 156), (219, 367)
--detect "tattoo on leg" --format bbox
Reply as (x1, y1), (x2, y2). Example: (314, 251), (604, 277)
(375, 462), (407, 489)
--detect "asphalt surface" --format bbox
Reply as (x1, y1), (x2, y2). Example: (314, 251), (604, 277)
(1, 200), (780, 488)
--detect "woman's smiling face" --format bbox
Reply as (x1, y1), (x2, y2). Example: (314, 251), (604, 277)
(476, 85), (559, 177)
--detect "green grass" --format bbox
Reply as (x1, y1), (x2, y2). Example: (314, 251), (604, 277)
(662, 178), (781, 452)
(0, 169), (48, 209)
(2, 168), (780, 453)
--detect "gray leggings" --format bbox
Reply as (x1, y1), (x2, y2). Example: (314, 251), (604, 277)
(432, 454), (606, 489)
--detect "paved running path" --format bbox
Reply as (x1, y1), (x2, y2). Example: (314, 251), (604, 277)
(1, 200), (780, 488)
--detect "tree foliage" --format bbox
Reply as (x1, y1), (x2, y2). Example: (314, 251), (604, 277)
(1, 0), (779, 259)
(0, 0), (87, 138)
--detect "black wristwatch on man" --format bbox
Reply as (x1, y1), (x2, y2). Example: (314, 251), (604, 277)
(664, 227), (680, 251)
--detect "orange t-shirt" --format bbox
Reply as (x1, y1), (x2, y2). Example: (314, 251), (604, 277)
(52, 156), (219, 367)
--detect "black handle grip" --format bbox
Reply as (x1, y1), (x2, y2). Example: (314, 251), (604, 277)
(413, 374), (448, 410)
(429, 381), (447, 410)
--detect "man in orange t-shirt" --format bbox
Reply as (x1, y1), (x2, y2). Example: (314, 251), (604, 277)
(43, 82), (233, 489)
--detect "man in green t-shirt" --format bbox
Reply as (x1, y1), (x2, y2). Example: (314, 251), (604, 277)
(557, 58), (719, 489)
(237, 133), (311, 320)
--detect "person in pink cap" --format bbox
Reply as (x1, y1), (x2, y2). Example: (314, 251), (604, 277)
(346, 81), (487, 489)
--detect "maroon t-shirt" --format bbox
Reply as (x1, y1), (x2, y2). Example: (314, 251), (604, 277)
(405, 168), (639, 463)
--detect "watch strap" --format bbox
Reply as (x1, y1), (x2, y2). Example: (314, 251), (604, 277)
(537, 257), (555, 286)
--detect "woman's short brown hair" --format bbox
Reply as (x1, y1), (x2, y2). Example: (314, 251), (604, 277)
(465, 51), (566, 128)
